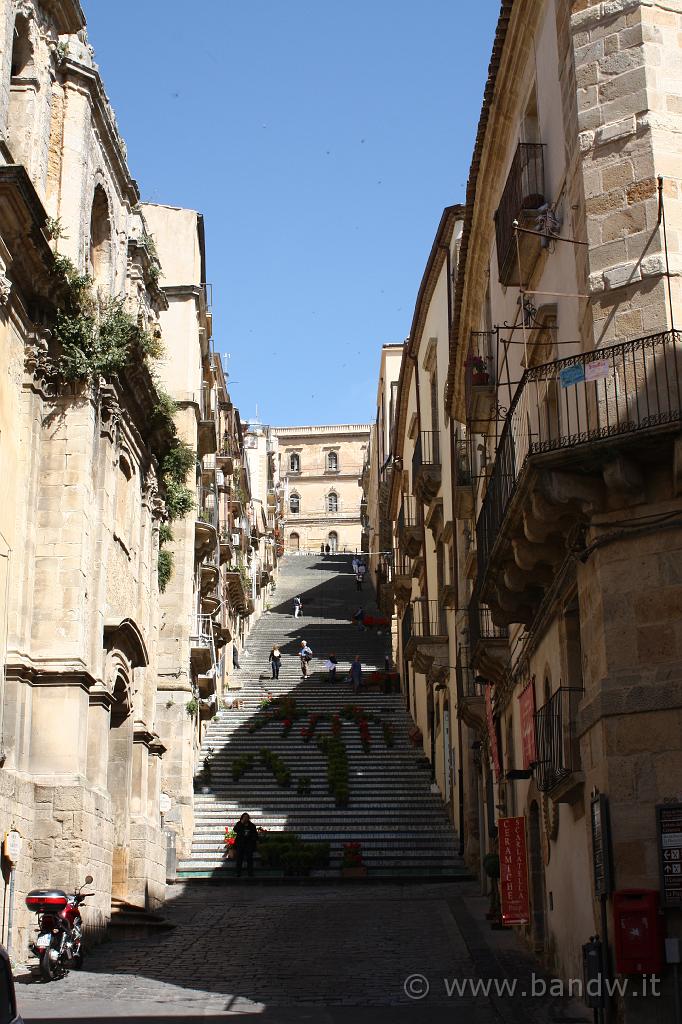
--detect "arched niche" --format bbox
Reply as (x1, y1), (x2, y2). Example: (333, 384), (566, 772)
(89, 183), (113, 288)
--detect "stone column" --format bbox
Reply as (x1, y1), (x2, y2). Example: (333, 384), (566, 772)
(86, 685), (113, 790)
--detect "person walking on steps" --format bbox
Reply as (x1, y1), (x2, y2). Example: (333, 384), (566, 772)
(269, 646), (282, 679)
(326, 653), (338, 683)
(299, 640), (313, 678)
(350, 655), (363, 694)
(234, 812), (259, 878)
(293, 595), (302, 618)
(352, 607), (366, 631)
(351, 556), (359, 575)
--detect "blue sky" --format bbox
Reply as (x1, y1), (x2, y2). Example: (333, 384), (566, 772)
(85, 1), (499, 426)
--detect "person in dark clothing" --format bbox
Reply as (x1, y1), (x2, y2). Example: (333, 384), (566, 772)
(350, 655), (363, 694)
(269, 646), (282, 679)
(327, 653), (338, 682)
(325, 543), (331, 555)
(234, 812), (259, 878)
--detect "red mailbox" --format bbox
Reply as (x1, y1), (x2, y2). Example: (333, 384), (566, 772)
(613, 889), (664, 975)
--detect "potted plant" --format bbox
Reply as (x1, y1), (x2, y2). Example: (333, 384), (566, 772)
(471, 355), (490, 386)
(341, 842), (367, 878)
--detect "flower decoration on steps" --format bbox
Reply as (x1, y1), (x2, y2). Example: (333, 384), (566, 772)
(342, 842), (363, 868)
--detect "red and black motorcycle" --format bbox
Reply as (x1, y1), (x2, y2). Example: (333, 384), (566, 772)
(25, 875), (93, 982)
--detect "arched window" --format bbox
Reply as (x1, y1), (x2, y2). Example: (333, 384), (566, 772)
(327, 492), (338, 514)
(8, 15), (35, 163)
(289, 493), (300, 514)
(327, 451), (338, 472)
(289, 453), (300, 473)
(289, 531), (300, 551)
(89, 184), (112, 287)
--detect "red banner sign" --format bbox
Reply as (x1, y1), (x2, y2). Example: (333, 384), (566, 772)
(518, 681), (537, 770)
(498, 815), (530, 925)
(485, 685), (501, 781)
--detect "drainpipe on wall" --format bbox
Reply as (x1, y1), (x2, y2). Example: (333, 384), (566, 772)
(408, 348), (435, 777)
(0, 531), (11, 767)
(441, 241), (466, 857)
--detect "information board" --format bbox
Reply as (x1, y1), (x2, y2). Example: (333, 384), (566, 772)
(590, 793), (612, 898)
(657, 802), (682, 908)
(498, 815), (530, 925)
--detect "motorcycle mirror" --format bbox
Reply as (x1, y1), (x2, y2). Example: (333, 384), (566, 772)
(84, 875), (93, 885)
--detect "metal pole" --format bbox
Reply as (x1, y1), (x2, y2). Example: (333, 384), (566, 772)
(6, 864), (15, 957)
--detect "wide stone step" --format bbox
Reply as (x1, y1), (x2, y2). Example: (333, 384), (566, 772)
(183, 554), (459, 879)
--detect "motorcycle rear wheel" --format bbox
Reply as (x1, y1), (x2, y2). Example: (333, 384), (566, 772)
(40, 949), (58, 982)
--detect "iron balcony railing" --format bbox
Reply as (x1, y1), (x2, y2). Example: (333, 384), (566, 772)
(454, 437), (472, 487)
(412, 430), (441, 482)
(495, 142), (545, 284)
(465, 331), (496, 412)
(392, 548), (413, 577)
(468, 584), (509, 657)
(397, 494), (418, 533)
(200, 384), (216, 423)
(189, 613), (216, 663)
(411, 598), (447, 639)
(401, 603), (412, 657)
(477, 330), (682, 584)
(198, 480), (219, 531)
(534, 687), (583, 793)
(456, 645), (483, 699)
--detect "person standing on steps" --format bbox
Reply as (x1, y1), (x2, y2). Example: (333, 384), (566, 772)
(326, 653), (338, 683)
(299, 640), (313, 678)
(233, 812), (259, 878)
(293, 595), (302, 618)
(325, 543), (331, 555)
(350, 655), (363, 694)
(358, 560), (367, 585)
(269, 646), (282, 680)
(351, 556), (359, 575)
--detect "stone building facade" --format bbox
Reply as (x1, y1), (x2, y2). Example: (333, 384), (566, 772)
(369, 3), (682, 1020)
(273, 424), (370, 555)
(0, 0), (171, 946)
(0, 0), (260, 950)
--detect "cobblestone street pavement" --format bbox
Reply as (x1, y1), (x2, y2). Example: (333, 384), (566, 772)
(16, 882), (590, 1024)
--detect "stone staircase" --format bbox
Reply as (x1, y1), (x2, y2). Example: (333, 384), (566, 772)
(177, 553), (466, 879)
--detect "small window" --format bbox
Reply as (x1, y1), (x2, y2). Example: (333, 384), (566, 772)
(289, 494), (300, 514)
(327, 451), (338, 472)
(327, 492), (338, 514)
(289, 453), (300, 473)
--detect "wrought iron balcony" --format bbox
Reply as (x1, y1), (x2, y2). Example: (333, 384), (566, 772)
(198, 384), (218, 457)
(397, 495), (421, 557)
(412, 430), (441, 502)
(534, 687), (584, 802)
(403, 598), (448, 672)
(189, 613), (216, 674)
(465, 331), (497, 433)
(391, 548), (413, 602)
(476, 330), (682, 617)
(456, 644), (487, 731)
(495, 142), (545, 285)
(453, 435), (474, 519)
(468, 584), (509, 684)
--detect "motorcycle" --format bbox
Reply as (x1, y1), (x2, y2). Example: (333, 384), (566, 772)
(25, 875), (94, 982)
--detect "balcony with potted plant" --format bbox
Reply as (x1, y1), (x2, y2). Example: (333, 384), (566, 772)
(465, 332), (496, 434)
